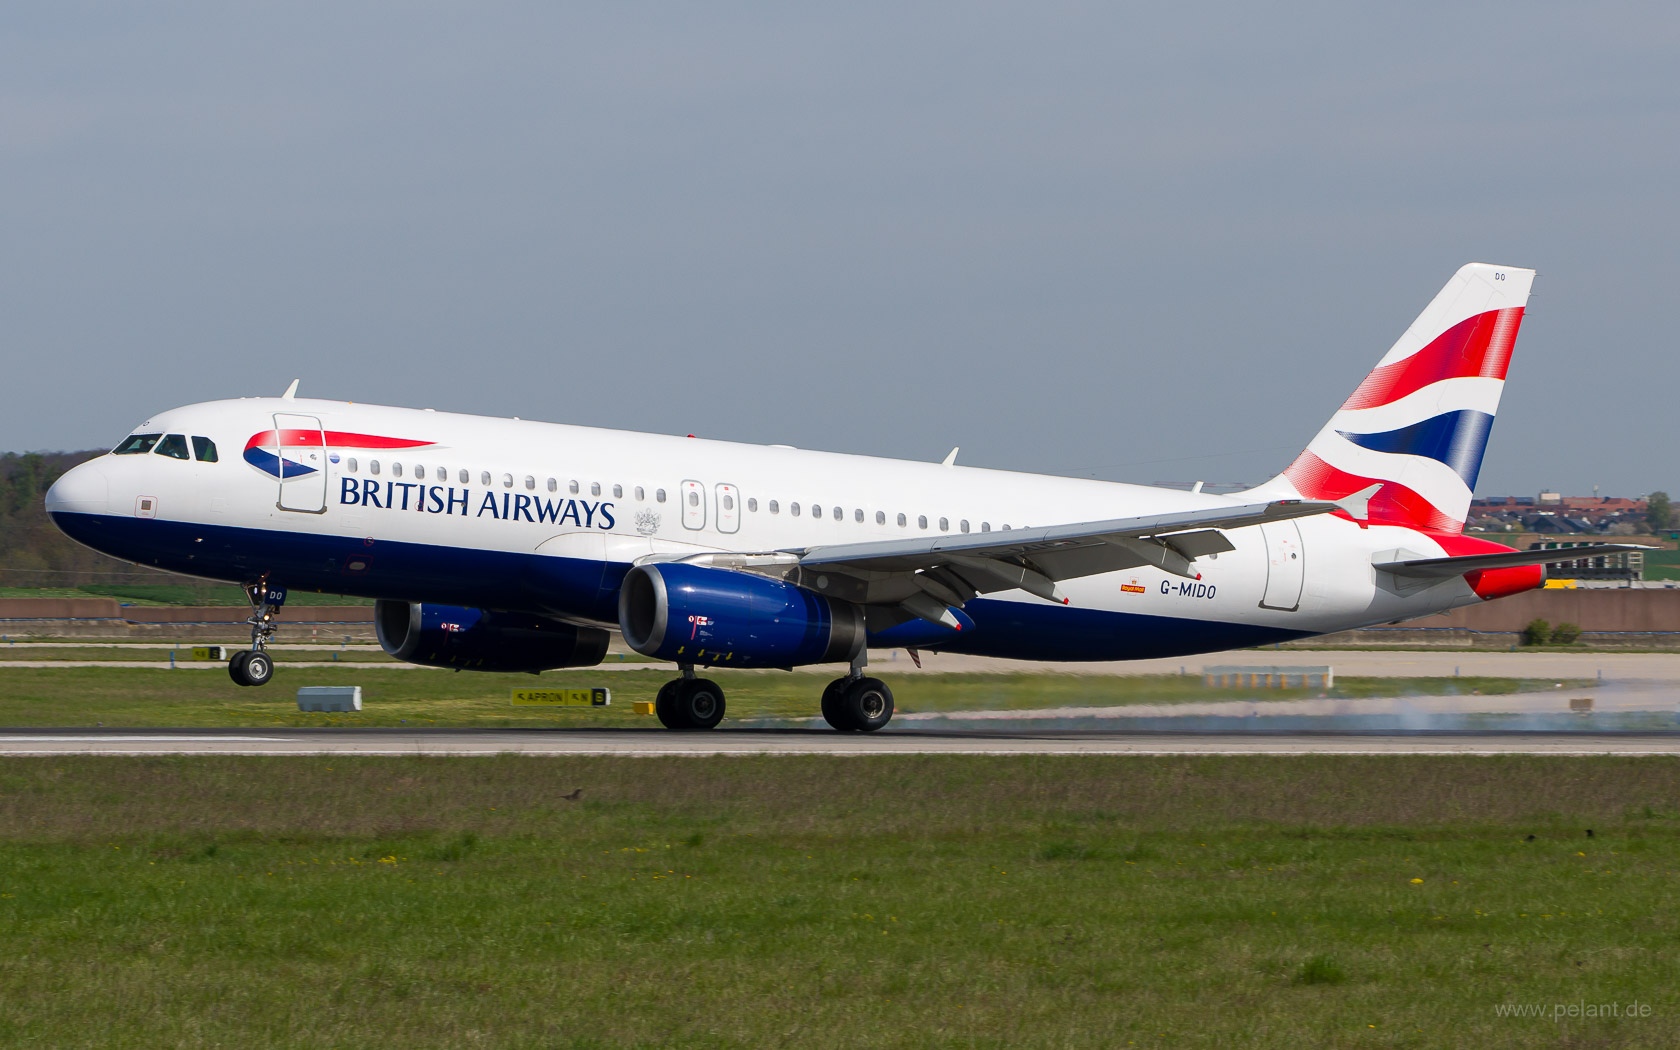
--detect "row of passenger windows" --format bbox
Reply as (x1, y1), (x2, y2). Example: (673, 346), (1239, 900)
(112, 433), (219, 462)
(344, 457), (1016, 533)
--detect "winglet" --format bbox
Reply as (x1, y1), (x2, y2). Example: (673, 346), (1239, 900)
(281, 379), (300, 400)
(1335, 484), (1383, 526)
(941, 447), (959, 467)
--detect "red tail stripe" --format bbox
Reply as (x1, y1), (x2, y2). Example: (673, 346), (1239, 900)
(1340, 307), (1525, 411)
(1283, 451), (1462, 533)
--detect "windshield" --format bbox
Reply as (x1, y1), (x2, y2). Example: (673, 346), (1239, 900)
(155, 434), (190, 460)
(112, 434), (161, 455)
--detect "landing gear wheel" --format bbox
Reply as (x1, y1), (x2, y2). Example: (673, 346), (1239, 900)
(665, 678), (725, 729)
(242, 650), (274, 686)
(834, 677), (893, 733)
(654, 680), (684, 729)
(228, 650), (252, 686)
(821, 677), (855, 731)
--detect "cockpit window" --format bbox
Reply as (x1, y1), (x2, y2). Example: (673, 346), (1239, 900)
(112, 434), (161, 455)
(192, 436), (218, 462)
(155, 434), (191, 460)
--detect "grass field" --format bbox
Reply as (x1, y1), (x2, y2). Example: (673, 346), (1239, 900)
(0, 665), (1588, 728)
(0, 755), (1675, 1048)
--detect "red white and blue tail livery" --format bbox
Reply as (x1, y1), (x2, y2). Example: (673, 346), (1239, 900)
(45, 263), (1643, 730)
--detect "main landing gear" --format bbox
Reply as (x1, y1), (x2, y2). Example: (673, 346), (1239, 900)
(654, 666), (727, 730)
(228, 583), (285, 688)
(651, 654), (895, 732)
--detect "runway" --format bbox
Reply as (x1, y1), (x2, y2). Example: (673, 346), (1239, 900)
(3, 727), (1680, 755)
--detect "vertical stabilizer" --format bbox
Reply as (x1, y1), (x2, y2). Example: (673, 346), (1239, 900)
(1253, 263), (1534, 533)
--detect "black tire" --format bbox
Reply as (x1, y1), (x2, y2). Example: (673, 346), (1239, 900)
(672, 679), (726, 730)
(241, 651), (274, 687)
(838, 677), (893, 733)
(228, 650), (252, 686)
(821, 677), (856, 731)
(655, 680), (686, 729)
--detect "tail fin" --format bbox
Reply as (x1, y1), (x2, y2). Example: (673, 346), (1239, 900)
(1254, 263), (1534, 533)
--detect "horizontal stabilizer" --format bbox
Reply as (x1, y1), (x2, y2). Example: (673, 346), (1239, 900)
(1375, 545), (1654, 580)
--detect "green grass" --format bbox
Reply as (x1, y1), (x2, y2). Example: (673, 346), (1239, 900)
(0, 666), (1589, 728)
(0, 755), (1676, 1047)
(1642, 547), (1680, 581)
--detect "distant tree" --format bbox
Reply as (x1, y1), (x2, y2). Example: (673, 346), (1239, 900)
(1648, 491), (1673, 533)
(1522, 618), (1551, 647)
(1550, 622), (1582, 645)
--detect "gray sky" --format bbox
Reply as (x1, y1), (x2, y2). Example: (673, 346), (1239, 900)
(4, 4), (1676, 496)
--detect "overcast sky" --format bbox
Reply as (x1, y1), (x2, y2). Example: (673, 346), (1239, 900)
(3, 4), (1676, 496)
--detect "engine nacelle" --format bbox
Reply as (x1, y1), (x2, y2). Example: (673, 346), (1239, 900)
(375, 600), (610, 672)
(617, 562), (865, 668)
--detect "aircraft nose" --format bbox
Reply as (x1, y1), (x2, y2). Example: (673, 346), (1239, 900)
(45, 460), (109, 516)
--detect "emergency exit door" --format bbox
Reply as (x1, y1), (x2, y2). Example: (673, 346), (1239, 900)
(1258, 520), (1304, 611)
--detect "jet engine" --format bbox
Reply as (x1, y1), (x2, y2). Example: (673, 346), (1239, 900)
(374, 601), (610, 672)
(617, 562), (864, 668)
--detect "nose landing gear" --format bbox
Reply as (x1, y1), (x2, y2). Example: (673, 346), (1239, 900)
(229, 582), (285, 688)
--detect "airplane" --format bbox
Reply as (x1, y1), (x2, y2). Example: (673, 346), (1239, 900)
(44, 263), (1643, 732)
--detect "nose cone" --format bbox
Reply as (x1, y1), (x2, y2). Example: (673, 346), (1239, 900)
(45, 460), (109, 517)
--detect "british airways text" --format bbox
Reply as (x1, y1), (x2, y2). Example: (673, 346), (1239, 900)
(338, 479), (616, 529)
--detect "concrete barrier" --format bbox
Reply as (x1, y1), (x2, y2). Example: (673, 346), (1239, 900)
(297, 686), (362, 712)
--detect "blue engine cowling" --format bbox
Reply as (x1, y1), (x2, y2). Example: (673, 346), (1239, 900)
(375, 600), (610, 672)
(617, 562), (865, 668)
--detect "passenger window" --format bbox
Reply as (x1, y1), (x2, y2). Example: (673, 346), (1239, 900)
(769, 500), (779, 514)
(112, 434), (161, 455)
(414, 465), (426, 480)
(722, 493), (735, 511)
(918, 515), (928, 529)
(613, 485), (623, 498)
(547, 478), (557, 492)
(192, 436), (218, 463)
(688, 490), (700, 507)
(392, 462), (403, 478)
(371, 460), (381, 476)
(347, 457), (359, 473)
(897, 513), (907, 527)
(939, 517), (948, 531)
(960, 519), (970, 533)
(876, 511), (885, 525)
(791, 503), (801, 517)
(635, 486), (645, 501)
(854, 508), (863, 523)
(525, 476), (536, 491)
(502, 474), (513, 489)
(570, 481), (580, 495)
(480, 471), (491, 486)
(811, 504), (822, 518)
(459, 469), (469, 484)
(656, 489), (666, 503)
(591, 482), (601, 497)
(436, 466), (445, 480)
(833, 506), (843, 521)
(154, 434), (190, 460)
(981, 522), (990, 532)
(1002, 524), (1012, 531)
(747, 497), (757, 512)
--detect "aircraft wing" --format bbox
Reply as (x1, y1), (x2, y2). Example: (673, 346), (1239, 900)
(1374, 544), (1655, 580)
(762, 498), (1342, 627)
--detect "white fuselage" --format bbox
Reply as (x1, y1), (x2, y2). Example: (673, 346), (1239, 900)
(45, 396), (1498, 662)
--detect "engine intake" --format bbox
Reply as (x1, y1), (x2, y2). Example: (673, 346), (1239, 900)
(375, 600), (609, 672)
(618, 562), (864, 668)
